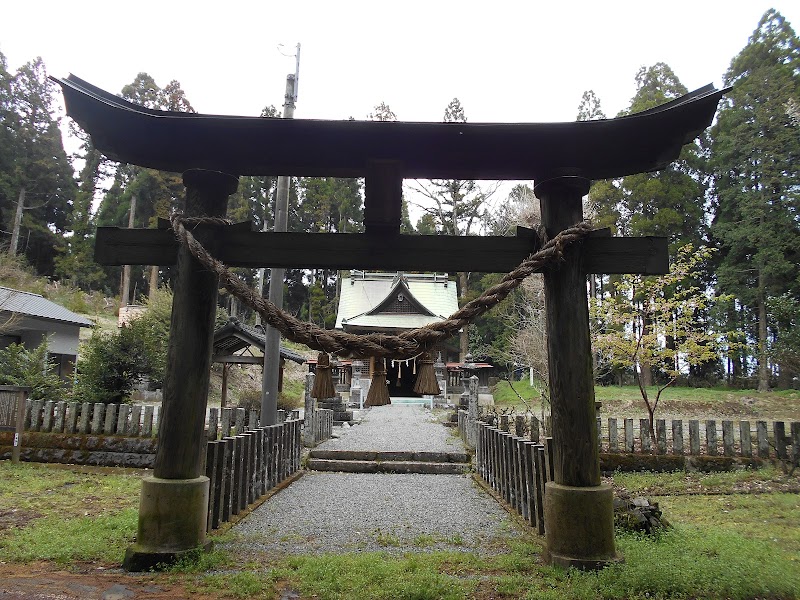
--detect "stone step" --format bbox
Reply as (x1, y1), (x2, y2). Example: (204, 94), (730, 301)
(307, 458), (471, 475)
(308, 450), (470, 463)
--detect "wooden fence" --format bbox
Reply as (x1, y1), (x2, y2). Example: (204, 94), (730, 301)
(460, 410), (800, 462)
(204, 418), (302, 532)
(598, 417), (800, 460)
(23, 400), (160, 437)
(472, 415), (551, 534)
(19, 400), (309, 440)
(302, 373), (337, 446)
(304, 407), (334, 445)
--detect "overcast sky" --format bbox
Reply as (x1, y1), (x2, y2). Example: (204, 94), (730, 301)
(3, 1), (797, 126)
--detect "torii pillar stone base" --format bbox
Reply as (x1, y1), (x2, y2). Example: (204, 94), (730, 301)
(544, 482), (617, 569)
(123, 477), (210, 571)
(123, 170), (238, 572)
(536, 176), (620, 569)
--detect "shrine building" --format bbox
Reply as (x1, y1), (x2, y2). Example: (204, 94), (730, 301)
(334, 271), (459, 397)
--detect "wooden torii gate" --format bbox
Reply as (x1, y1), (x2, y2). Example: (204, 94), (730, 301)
(54, 76), (726, 570)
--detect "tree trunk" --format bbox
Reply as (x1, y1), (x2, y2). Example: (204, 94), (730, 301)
(639, 314), (654, 388)
(757, 267), (770, 392)
(119, 195), (137, 310)
(148, 265), (159, 301)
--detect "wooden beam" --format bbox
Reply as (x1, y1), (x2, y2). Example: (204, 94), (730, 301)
(364, 161), (403, 236)
(212, 355), (264, 365)
(95, 227), (668, 274)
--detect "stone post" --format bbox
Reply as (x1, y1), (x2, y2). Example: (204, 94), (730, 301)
(434, 351), (447, 406)
(124, 170), (238, 571)
(303, 372), (316, 446)
(535, 176), (618, 569)
(467, 375), (479, 449)
(350, 359), (363, 409)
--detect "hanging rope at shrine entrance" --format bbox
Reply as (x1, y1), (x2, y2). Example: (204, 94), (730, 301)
(172, 215), (592, 402)
(171, 213), (592, 359)
(171, 214), (593, 361)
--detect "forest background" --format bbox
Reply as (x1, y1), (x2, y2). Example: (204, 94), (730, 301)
(0, 9), (798, 398)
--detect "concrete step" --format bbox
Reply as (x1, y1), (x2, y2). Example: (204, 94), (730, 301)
(308, 450), (470, 463)
(307, 458), (471, 475)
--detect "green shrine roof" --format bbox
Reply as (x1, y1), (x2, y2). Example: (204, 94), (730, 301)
(335, 272), (458, 332)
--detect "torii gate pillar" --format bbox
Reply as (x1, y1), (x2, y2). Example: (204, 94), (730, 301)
(124, 169), (239, 571)
(536, 176), (618, 569)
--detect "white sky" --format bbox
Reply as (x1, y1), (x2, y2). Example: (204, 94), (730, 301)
(3, 1), (796, 124)
(1, 0), (797, 222)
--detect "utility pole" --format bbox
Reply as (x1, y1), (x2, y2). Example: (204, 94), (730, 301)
(261, 44), (300, 425)
(120, 194), (137, 310)
(8, 188), (25, 256)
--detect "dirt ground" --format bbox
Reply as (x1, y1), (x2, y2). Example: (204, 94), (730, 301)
(0, 561), (217, 599)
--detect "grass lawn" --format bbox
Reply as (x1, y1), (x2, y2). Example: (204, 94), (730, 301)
(0, 463), (140, 564)
(1, 462), (799, 598)
(492, 379), (800, 420)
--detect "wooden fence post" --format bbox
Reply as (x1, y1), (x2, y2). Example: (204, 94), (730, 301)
(640, 419), (651, 453)
(42, 401), (55, 432)
(143, 406), (155, 437)
(739, 421), (751, 458)
(207, 408), (219, 441)
(608, 418), (618, 452)
(130, 405), (142, 437)
(235, 408), (246, 435)
(757, 421), (769, 458)
(65, 402), (78, 434)
(706, 420), (718, 456)
(624, 419), (634, 452)
(774, 422), (787, 460)
(534, 445), (547, 535)
(656, 419), (666, 455)
(220, 408), (231, 438)
(205, 441), (219, 532)
(722, 421), (735, 457)
(689, 420), (700, 455)
(79, 402), (91, 434)
(104, 404), (117, 435)
(672, 420), (684, 455)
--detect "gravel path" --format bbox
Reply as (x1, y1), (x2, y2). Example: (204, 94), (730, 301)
(226, 472), (524, 556)
(225, 405), (526, 557)
(316, 404), (464, 453)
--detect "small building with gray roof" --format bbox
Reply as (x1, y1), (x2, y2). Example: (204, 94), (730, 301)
(0, 286), (94, 380)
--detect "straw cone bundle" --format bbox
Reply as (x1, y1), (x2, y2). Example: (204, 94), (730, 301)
(365, 360), (391, 407)
(310, 353), (336, 399)
(412, 352), (440, 395)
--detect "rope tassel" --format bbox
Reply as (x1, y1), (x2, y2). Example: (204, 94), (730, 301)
(310, 353), (336, 400)
(365, 359), (391, 407)
(413, 352), (440, 395)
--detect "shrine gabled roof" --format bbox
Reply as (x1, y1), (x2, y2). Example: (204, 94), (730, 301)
(52, 75), (727, 181)
(335, 272), (458, 331)
(213, 318), (307, 363)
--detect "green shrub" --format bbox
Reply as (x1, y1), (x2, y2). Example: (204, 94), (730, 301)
(73, 287), (229, 404)
(0, 341), (67, 401)
(236, 387), (301, 414)
(73, 325), (154, 404)
(236, 388), (262, 412)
